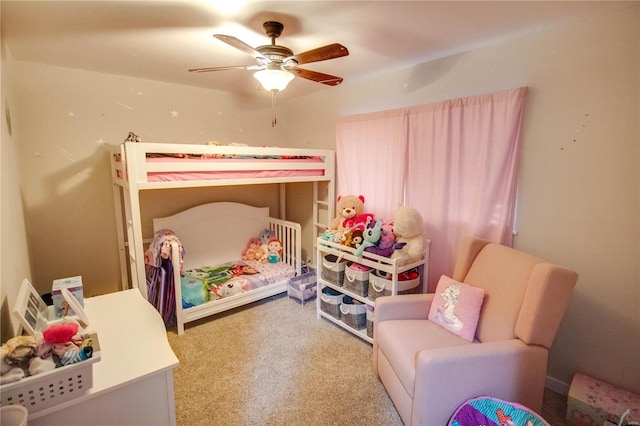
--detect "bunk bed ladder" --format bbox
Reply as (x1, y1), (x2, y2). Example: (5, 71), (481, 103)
(313, 179), (335, 257)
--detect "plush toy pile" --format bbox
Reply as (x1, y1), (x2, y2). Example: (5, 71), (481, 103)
(241, 228), (283, 264)
(322, 195), (426, 261)
(0, 320), (94, 385)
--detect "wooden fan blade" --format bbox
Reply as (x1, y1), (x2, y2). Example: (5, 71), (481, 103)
(213, 34), (269, 62)
(288, 67), (344, 86)
(287, 43), (349, 65)
(189, 65), (263, 73)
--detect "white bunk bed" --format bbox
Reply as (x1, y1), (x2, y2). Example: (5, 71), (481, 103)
(110, 142), (335, 329)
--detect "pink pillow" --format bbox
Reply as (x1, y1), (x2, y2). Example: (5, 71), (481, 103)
(428, 275), (485, 342)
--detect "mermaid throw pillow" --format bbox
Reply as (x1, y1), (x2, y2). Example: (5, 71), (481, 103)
(428, 275), (485, 342)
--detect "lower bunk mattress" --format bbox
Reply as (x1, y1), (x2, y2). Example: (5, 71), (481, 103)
(180, 260), (295, 308)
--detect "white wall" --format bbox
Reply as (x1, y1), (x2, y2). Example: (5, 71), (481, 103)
(6, 59), (289, 300)
(1, 3), (638, 394)
(283, 5), (640, 393)
(1, 37), (33, 338)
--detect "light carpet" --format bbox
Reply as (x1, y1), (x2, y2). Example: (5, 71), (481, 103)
(167, 294), (402, 426)
(167, 293), (568, 426)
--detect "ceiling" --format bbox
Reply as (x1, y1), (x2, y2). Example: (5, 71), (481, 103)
(1, 1), (622, 98)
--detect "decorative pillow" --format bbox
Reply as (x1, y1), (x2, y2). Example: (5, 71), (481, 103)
(428, 275), (485, 342)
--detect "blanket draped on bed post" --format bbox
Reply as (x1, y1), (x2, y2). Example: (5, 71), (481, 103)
(144, 229), (185, 328)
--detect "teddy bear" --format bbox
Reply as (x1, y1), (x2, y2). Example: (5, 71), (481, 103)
(329, 195), (366, 231)
(390, 205), (425, 265)
(350, 229), (364, 250)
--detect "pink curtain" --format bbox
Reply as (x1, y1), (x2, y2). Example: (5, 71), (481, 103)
(336, 87), (527, 291)
(336, 109), (407, 220)
(406, 87), (527, 290)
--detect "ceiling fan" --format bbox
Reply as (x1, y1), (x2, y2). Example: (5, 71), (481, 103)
(189, 21), (349, 92)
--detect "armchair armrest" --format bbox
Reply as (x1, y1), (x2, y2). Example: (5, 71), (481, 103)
(411, 340), (548, 426)
(374, 293), (434, 324)
(372, 294), (434, 373)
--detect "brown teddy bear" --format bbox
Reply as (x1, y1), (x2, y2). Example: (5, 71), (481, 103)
(329, 195), (365, 231)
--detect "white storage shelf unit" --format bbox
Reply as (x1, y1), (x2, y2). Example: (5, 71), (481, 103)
(316, 237), (430, 343)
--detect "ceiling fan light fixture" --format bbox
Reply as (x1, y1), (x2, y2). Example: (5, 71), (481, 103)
(254, 68), (294, 92)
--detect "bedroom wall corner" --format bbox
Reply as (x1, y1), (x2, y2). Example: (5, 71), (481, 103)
(1, 36), (33, 340)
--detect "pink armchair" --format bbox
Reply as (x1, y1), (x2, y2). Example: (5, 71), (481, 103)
(373, 236), (578, 425)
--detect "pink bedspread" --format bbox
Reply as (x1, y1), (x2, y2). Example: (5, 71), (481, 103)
(146, 156), (325, 182)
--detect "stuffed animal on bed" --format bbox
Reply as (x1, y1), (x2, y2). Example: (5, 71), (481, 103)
(266, 238), (283, 263)
(258, 229), (276, 262)
(259, 229), (275, 245)
(242, 238), (262, 261)
(214, 278), (248, 298)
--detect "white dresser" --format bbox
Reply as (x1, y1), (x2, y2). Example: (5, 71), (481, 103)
(29, 289), (179, 426)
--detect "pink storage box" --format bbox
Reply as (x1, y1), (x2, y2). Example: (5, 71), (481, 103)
(566, 372), (640, 426)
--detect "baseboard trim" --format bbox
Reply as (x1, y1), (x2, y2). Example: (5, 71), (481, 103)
(546, 375), (571, 395)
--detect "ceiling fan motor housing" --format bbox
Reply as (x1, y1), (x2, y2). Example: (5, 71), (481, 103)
(263, 21), (284, 40)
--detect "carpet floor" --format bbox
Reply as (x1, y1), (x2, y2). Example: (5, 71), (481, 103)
(167, 294), (569, 425)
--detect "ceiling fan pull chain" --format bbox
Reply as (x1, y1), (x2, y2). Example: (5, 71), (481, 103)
(272, 91), (277, 127)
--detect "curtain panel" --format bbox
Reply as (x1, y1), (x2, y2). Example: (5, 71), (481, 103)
(336, 87), (527, 291)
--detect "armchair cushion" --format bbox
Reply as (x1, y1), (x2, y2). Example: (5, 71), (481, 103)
(428, 275), (485, 342)
(376, 319), (472, 398)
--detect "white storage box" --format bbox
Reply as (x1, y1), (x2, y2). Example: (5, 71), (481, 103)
(2, 279), (101, 415)
(368, 269), (421, 301)
(342, 262), (371, 297)
(322, 254), (346, 286)
(320, 287), (344, 319)
(340, 298), (367, 330)
(0, 337), (100, 415)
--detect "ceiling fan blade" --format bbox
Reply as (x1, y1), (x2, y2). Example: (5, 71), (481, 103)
(288, 67), (344, 86)
(287, 43), (349, 65)
(189, 65), (263, 73)
(213, 34), (268, 62)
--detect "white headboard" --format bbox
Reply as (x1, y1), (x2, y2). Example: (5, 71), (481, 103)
(153, 202), (270, 270)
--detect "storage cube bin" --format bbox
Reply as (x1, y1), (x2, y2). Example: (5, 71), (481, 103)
(342, 262), (371, 297)
(322, 254), (346, 286)
(0, 332), (101, 415)
(287, 267), (317, 305)
(4, 279), (101, 415)
(566, 372), (640, 426)
(320, 287), (344, 319)
(340, 297), (367, 330)
(368, 269), (421, 301)
(366, 305), (375, 338)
